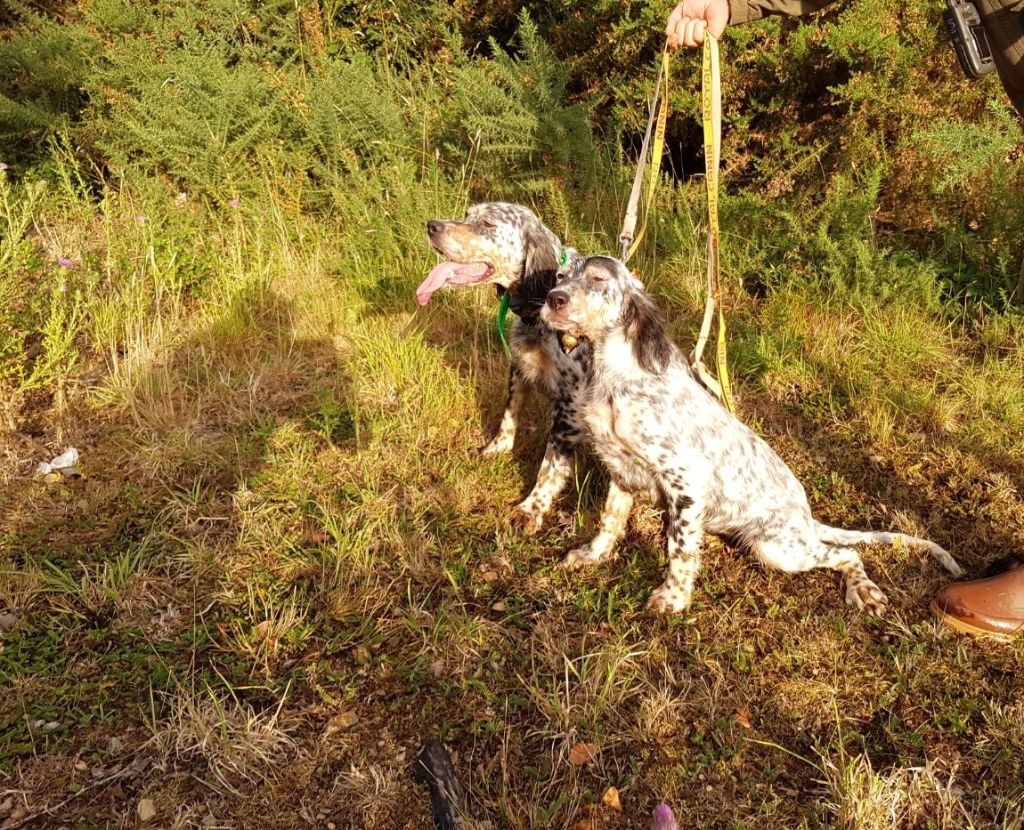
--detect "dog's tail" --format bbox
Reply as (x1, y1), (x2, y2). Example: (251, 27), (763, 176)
(814, 522), (963, 577)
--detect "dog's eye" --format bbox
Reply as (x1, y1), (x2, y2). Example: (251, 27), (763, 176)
(478, 219), (496, 230)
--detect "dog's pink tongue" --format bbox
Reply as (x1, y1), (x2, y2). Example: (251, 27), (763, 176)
(416, 261), (490, 305)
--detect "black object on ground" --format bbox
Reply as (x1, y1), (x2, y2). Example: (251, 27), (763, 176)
(413, 740), (470, 830)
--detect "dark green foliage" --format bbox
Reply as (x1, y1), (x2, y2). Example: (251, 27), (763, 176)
(0, 3), (96, 157)
(1, 0), (1023, 308)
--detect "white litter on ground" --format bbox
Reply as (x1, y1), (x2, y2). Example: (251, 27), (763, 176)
(37, 447), (81, 477)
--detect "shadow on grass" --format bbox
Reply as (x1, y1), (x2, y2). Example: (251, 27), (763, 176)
(0, 283), (352, 802)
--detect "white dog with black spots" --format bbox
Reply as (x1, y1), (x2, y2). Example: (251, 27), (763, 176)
(541, 255), (963, 614)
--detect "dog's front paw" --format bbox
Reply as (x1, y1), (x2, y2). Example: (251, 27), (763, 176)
(480, 432), (514, 457)
(557, 544), (608, 570)
(646, 583), (693, 615)
(844, 577), (888, 616)
(510, 503), (545, 535)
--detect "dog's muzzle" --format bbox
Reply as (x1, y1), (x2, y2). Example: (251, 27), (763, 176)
(544, 290), (580, 353)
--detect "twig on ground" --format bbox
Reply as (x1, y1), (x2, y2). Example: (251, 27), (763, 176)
(2, 754), (151, 830)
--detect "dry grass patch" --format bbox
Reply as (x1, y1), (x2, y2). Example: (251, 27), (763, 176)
(150, 681), (295, 794)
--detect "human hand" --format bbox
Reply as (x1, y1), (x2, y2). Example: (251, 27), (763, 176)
(665, 0), (730, 48)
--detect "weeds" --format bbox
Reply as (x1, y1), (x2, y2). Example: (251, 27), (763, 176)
(1, 1), (1023, 828)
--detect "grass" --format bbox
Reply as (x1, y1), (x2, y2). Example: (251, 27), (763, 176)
(2, 110), (1024, 830)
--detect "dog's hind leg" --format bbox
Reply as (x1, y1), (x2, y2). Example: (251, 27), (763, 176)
(482, 365), (525, 456)
(559, 481), (634, 569)
(754, 524), (889, 615)
(819, 544), (889, 614)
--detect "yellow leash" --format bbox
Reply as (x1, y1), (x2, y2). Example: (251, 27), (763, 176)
(619, 38), (734, 414)
(690, 34), (735, 414)
(620, 50), (670, 262)
(624, 50), (671, 262)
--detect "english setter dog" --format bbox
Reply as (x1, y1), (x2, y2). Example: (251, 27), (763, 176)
(540, 255), (964, 614)
(419, 203), (589, 533)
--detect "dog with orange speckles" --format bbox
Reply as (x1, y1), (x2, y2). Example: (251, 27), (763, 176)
(419, 202), (591, 534)
(541, 255), (963, 614)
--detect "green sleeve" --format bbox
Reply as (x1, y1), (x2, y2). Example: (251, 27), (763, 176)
(729, 0), (841, 25)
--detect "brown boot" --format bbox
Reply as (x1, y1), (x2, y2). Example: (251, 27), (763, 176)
(931, 564), (1024, 641)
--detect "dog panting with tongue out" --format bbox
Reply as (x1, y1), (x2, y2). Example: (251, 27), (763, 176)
(418, 204), (962, 615)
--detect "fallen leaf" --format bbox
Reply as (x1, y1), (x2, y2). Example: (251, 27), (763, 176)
(137, 798), (156, 822)
(481, 570), (498, 582)
(570, 820), (594, 830)
(734, 707), (752, 730)
(324, 711), (358, 736)
(602, 786), (622, 810)
(568, 742), (600, 766)
(490, 600), (507, 612)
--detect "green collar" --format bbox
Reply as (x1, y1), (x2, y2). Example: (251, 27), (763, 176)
(496, 291), (512, 358)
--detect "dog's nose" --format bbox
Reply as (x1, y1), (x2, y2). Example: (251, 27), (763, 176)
(547, 290), (569, 310)
(426, 220), (443, 236)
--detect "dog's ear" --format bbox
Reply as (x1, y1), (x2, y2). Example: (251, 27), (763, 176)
(518, 224), (561, 311)
(522, 225), (559, 283)
(623, 291), (671, 374)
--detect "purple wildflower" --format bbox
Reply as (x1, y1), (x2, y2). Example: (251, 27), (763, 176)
(652, 802), (678, 830)
(229, 198), (240, 208)
(58, 257), (74, 268)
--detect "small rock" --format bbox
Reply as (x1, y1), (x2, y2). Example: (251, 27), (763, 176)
(490, 601), (507, 613)
(601, 786), (621, 811)
(74, 760), (87, 771)
(137, 798), (156, 823)
(328, 824), (337, 830)
(44, 722), (59, 731)
(0, 612), (17, 631)
(106, 736), (122, 754)
(480, 570), (498, 582)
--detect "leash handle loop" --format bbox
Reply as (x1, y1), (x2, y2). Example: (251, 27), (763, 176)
(620, 49), (670, 263)
(690, 34), (735, 414)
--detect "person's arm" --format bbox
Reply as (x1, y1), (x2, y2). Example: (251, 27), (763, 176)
(666, 0), (841, 47)
(730, 0), (840, 25)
